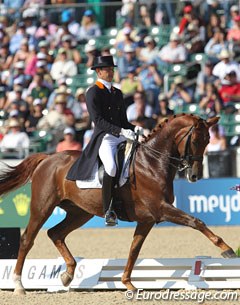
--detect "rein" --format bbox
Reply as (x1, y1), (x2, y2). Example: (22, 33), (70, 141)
(138, 124), (203, 172)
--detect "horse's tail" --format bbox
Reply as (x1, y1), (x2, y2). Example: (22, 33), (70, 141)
(0, 153), (48, 196)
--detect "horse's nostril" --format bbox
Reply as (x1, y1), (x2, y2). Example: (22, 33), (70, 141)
(191, 175), (197, 181)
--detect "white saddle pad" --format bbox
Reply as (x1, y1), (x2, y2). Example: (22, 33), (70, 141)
(76, 141), (133, 189)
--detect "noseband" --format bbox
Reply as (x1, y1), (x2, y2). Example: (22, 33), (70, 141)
(176, 125), (203, 172)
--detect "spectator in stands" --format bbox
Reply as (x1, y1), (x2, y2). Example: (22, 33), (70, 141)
(195, 60), (218, 100)
(74, 88), (89, 122)
(183, 23), (205, 55)
(50, 48), (78, 82)
(60, 9), (80, 38)
(138, 36), (159, 64)
(212, 49), (240, 84)
(3, 0), (25, 21)
(156, 93), (174, 120)
(120, 66), (143, 105)
(35, 17), (57, 42)
(138, 61), (163, 113)
(5, 84), (29, 116)
(115, 26), (138, 57)
(167, 75), (193, 109)
(199, 83), (222, 117)
(9, 22), (28, 55)
(78, 9), (101, 41)
(28, 73), (51, 106)
(205, 13), (224, 41)
(0, 43), (13, 73)
(127, 90), (156, 132)
(157, 32), (187, 66)
(227, 5), (239, 28)
(10, 60), (30, 88)
(178, 4), (194, 35)
(37, 93), (75, 132)
(25, 98), (44, 135)
(218, 71), (240, 105)
(139, 4), (153, 27)
(227, 15), (240, 42)
(46, 82), (73, 110)
(227, 15), (240, 57)
(115, 44), (140, 82)
(68, 87), (87, 122)
(25, 44), (38, 77)
(204, 27), (228, 63)
(0, 118), (30, 157)
(56, 127), (82, 153)
(205, 124), (227, 153)
(84, 44), (101, 68)
(60, 34), (82, 64)
(127, 91), (153, 122)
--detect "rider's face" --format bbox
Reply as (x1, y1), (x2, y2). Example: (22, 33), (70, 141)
(97, 67), (115, 82)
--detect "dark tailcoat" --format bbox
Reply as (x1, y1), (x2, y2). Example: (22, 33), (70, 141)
(66, 81), (135, 180)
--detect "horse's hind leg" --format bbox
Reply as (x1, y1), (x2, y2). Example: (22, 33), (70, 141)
(13, 206), (55, 295)
(161, 202), (237, 257)
(47, 205), (93, 287)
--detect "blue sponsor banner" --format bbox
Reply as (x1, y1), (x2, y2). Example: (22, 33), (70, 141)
(43, 178), (240, 228)
(1, 178), (240, 228)
(174, 178), (240, 226)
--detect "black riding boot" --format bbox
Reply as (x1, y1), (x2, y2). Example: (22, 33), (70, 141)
(102, 171), (117, 226)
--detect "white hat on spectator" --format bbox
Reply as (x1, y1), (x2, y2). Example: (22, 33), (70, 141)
(187, 23), (199, 32)
(170, 32), (181, 41)
(21, 38), (28, 45)
(38, 40), (49, 48)
(230, 5), (239, 12)
(33, 98), (42, 106)
(36, 60), (47, 68)
(219, 49), (231, 59)
(85, 44), (96, 53)
(14, 61), (25, 69)
(62, 34), (72, 42)
(144, 36), (154, 44)
(9, 109), (19, 117)
(63, 127), (75, 135)
(13, 78), (24, 85)
(174, 75), (185, 84)
(124, 45), (135, 53)
(123, 27), (131, 35)
(75, 87), (85, 98)
(8, 119), (21, 128)
(37, 52), (47, 60)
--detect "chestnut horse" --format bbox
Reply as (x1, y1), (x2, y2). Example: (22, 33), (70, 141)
(0, 114), (236, 294)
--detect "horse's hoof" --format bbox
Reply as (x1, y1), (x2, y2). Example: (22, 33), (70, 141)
(221, 249), (237, 258)
(61, 272), (73, 287)
(14, 288), (26, 295)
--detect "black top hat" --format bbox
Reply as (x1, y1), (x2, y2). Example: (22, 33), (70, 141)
(91, 55), (117, 70)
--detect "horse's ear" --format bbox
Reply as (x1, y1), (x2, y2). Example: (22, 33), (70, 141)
(206, 116), (220, 127)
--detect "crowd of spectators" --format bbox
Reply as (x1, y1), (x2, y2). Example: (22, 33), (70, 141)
(0, 0), (239, 157)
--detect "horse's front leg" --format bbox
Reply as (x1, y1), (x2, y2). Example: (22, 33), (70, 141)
(122, 221), (155, 291)
(160, 202), (237, 257)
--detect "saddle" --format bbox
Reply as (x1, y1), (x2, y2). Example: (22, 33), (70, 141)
(98, 141), (136, 222)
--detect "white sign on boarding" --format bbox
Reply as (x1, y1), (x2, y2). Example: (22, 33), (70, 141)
(0, 257), (104, 290)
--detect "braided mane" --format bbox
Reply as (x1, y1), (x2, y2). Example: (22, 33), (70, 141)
(141, 113), (201, 144)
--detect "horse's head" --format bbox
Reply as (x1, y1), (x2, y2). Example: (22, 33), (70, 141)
(175, 116), (219, 182)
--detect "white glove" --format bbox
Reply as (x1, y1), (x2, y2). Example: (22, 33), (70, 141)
(134, 125), (144, 135)
(120, 128), (135, 141)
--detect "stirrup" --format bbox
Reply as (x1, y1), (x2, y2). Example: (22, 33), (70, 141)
(105, 210), (118, 226)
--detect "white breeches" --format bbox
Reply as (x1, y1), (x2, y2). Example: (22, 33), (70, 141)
(99, 133), (126, 177)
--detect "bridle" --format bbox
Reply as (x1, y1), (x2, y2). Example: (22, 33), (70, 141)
(176, 125), (204, 171)
(137, 123), (204, 172)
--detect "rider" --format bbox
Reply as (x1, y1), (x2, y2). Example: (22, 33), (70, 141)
(67, 55), (144, 226)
